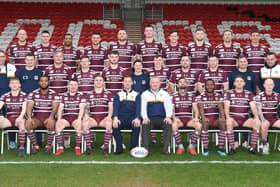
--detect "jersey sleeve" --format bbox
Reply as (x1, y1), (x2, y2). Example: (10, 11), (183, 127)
(169, 71), (176, 85)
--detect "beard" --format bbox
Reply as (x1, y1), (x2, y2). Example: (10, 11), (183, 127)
(40, 85), (49, 90)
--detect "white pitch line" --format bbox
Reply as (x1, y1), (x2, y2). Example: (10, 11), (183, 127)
(0, 160), (280, 165)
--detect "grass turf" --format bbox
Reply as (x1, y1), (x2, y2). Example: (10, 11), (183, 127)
(0, 132), (280, 186)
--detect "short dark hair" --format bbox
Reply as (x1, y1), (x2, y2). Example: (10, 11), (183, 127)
(92, 31), (101, 36)
(169, 30), (178, 35)
(109, 50), (119, 56)
(145, 24), (154, 30)
(133, 59), (142, 66)
(266, 52), (277, 58)
(80, 55), (90, 61)
(94, 74), (104, 80)
(154, 54), (163, 59)
(223, 30), (233, 36)
(122, 75), (132, 81)
(25, 52), (35, 59)
(195, 28), (205, 33)
(177, 77), (187, 84)
(181, 55), (191, 60)
(205, 78), (215, 85)
(238, 55), (247, 61)
(250, 29), (260, 35)
(69, 78), (78, 83)
(234, 75), (245, 81)
(64, 33), (73, 39)
(40, 75), (49, 81)
(41, 30), (50, 35)
(9, 77), (20, 82)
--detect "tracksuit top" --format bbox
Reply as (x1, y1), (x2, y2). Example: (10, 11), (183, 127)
(259, 62), (280, 93)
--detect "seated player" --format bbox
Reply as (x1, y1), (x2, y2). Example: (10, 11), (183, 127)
(55, 79), (86, 156)
(255, 79), (280, 155)
(0, 78), (28, 157)
(197, 79), (227, 156)
(25, 76), (60, 154)
(172, 78), (202, 155)
(113, 75), (141, 154)
(224, 76), (261, 155)
(82, 75), (114, 156)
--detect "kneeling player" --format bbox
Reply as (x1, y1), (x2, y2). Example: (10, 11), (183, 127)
(224, 76), (261, 155)
(172, 78), (202, 155)
(256, 79), (280, 155)
(197, 79), (226, 156)
(82, 75), (113, 155)
(26, 76), (60, 154)
(0, 78), (27, 157)
(55, 79), (86, 156)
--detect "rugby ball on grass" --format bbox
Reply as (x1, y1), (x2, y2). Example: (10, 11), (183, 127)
(130, 147), (149, 158)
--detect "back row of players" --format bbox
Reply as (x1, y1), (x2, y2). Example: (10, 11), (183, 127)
(0, 25), (279, 157)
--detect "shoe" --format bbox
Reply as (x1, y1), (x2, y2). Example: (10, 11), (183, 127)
(217, 149), (227, 156)
(122, 144), (126, 150)
(242, 141), (249, 149)
(75, 148), (81, 156)
(234, 141), (239, 149)
(176, 147), (185, 155)
(278, 145), (280, 152)
(31, 146), (40, 155)
(64, 139), (71, 149)
(84, 148), (93, 155)
(228, 148), (236, 155)
(249, 147), (258, 155)
(18, 147), (25, 157)
(202, 149), (209, 156)
(102, 147), (109, 156)
(45, 145), (52, 155)
(114, 149), (123, 155)
(262, 144), (270, 155)
(187, 145), (197, 155)
(55, 149), (64, 156)
(9, 141), (16, 149)
(149, 141), (157, 147)
(162, 151), (170, 155)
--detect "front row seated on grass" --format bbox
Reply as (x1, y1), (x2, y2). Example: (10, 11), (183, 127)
(1, 76), (280, 157)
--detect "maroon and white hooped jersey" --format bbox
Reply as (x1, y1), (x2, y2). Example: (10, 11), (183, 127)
(136, 40), (162, 70)
(0, 91), (27, 119)
(255, 91), (280, 120)
(59, 92), (87, 119)
(84, 45), (107, 72)
(57, 46), (81, 71)
(8, 43), (36, 69)
(44, 64), (72, 93)
(224, 89), (254, 119)
(173, 91), (195, 120)
(72, 70), (98, 94)
(243, 44), (269, 73)
(146, 67), (170, 89)
(214, 43), (241, 74)
(27, 89), (59, 120)
(162, 44), (187, 71)
(102, 66), (128, 94)
(107, 41), (136, 69)
(187, 42), (213, 71)
(87, 89), (113, 120)
(196, 92), (223, 119)
(169, 68), (200, 93)
(198, 68), (228, 94)
(35, 44), (57, 71)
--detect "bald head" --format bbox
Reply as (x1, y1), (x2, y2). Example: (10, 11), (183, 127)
(150, 77), (161, 91)
(17, 29), (27, 43)
(264, 78), (274, 94)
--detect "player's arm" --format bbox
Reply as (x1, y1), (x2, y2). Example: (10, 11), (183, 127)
(198, 102), (208, 122)
(56, 103), (64, 121)
(218, 101), (225, 120)
(223, 82), (229, 92)
(250, 101), (260, 121)
(18, 101), (27, 119)
(107, 102), (113, 119)
(26, 100), (34, 120)
(256, 101), (266, 122)
(0, 101), (4, 111)
(192, 103), (200, 121)
(50, 101), (60, 119)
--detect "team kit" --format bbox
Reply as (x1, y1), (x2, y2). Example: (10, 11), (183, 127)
(0, 24), (278, 158)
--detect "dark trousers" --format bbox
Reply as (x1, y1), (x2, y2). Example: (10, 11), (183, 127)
(142, 118), (172, 153)
(113, 118), (140, 152)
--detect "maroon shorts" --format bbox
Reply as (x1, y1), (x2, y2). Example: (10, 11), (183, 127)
(33, 115), (48, 124)
(208, 117), (219, 126)
(268, 118), (278, 127)
(7, 117), (16, 127)
(233, 117), (248, 127)
(63, 116), (77, 125)
(178, 117), (192, 126)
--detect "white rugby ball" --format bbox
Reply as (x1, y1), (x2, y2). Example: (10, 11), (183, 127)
(130, 147), (149, 158)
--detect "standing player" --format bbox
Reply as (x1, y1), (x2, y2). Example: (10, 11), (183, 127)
(8, 29), (36, 69)
(72, 55), (98, 94)
(162, 30), (187, 72)
(57, 33), (81, 72)
(136, 24), (162, 70)
(55, 79), (86, 156)
(44, 51), (72, 93)
(198, 55), (228, 94)
(0, 78), (28, 157)
(168, 55), (200, 94)
(84, 32), (108, 73)
(131, 60), (150, 93)
(243, 29), (269, 77)
(146, 55), (170, 90)
(187, 28), (213, 72)
(224, 76), (261, 155)
(35, 30), (57, 71)
(197, 79), (227, 156)
(255, 79), (280, 155)
(172, 78), (202, 155)
(107, 30), (136, 69)
(102, 51), (129, 95)
(214, 30), (241, 75)
(26, 76), (60, 154)
(113, 75), (141, 154)
(82, 75), (113, 155)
